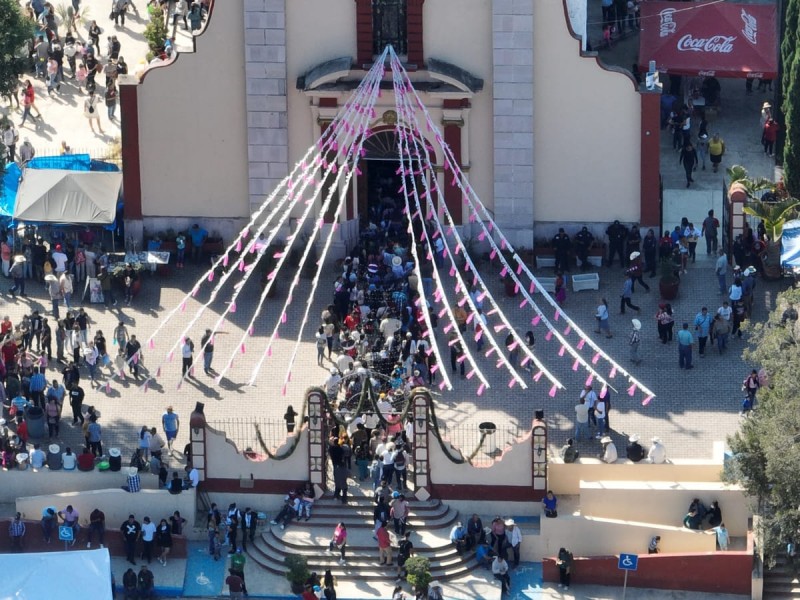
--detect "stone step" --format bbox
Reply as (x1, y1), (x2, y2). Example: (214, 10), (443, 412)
(246, 534), (481, 581)
(308, 500), (449, 520)
(263, 527), (460, 555)
(270, 505), (460, 530)
(313, 494), (434, 509)
(764, 574), (800, 585)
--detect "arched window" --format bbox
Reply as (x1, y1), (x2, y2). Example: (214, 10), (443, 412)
(372, 0), (407, 55)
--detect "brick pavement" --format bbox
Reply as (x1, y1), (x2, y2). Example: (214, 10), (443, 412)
(1, 0), (196, 157)
(0, 244), (783, 464)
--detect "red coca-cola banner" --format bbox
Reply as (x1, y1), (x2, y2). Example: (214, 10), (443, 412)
(638, 0), (777, 79)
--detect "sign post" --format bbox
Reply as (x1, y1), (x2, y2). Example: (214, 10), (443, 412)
(617, 553), (638, 600)
(59, 525), (74, 551)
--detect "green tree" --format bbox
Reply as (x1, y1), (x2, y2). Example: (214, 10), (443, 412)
(143, 7), (169, 56)
(781, 0), (799, 97)
(727, 287), (800, 567)
(0, 0), (32, 99)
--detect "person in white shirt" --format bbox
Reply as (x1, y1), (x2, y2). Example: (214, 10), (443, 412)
(714, 250), (728, 295)
(29, 443), (46, 469)
(52, 245), (68, 273)
(379, 314), (401, 340)
(717, 301), (733, 322)
(574, 397), (590, 441)
(140, 516), (157, 563)
(505, 519), (523, 567)
(648, 437), (667, 464)
(187, 464), (200, 488)
(594, 397), (607, 439)
(580, 385), (598, 431)
(62, 447), (77, 470)
(600, 436), (618, 464)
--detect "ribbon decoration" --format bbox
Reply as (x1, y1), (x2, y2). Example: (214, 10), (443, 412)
(388, 48), (655, 403)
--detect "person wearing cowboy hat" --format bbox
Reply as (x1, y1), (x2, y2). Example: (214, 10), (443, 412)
(626, 434), (646, 462)
(600, 435), (618, 463)
(627, 252), (650, 293)
(648, 436), (667, 464)
(9, 255), (27, 297)
(629, 319), (642, 365)
(505, 518), (523, 567)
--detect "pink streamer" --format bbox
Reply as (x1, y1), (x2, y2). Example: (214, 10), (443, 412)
(230, 302), (237, 313)
(456, 355), (466, 364)
(548, 385), (557, 397)
(514, 283), (520, 294)
(563, 326), (571, 335)
(642, 396), (654, 406)
(577, 339), (586, 350)
(466, 369), (475, 379)
(281, 312), (287, 323)
(236, 240), (242, 252)
(490, 249), (497, 260)
(282, 384), (287, 396)
(554, 310), (560, 322)
(500, 267), (508, 278)
(477, 384), (486, 396)
(508, 379), (516, 388)
(609, 367), (617, 378)
(545, 331), (553, 341)
(430, 364), (439, 374)
(592, 353), (600, 364)
(628, 384), (636, 396)
(558, 346), (565, 357)
(529, 282), (535, 294)
(521, 356), (530, 366)
(241, 343), (246, 354)
(572, 359), (579, 371)
(105, 382), (111, 394)
(168, 351), (174, 362)
(438, 381), (447, 391)
(248, 326), (254, 336)
(585, 375), (594, 387)
(222, 254), (229, 267)
(534, 371), (543, 382)
(180, 301), (186, 312)
(267, 346), (272, 357)
(148, 339), (155, 349)
(443, 324), (453, 334)
(531, 316), (541, 326)
(208, 272), (214, 282)
(485, 347), (496, 357)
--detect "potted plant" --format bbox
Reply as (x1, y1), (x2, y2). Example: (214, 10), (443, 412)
(284, 554), (310, 594)
(658, 257), (680, 300)
(405, 556), (433, 597)
(729, 165), (800, 280)
(160, 229), (179, 254)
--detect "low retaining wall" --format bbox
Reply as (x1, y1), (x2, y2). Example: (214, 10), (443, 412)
(16, 488), (196, 537)
(542, 551), (752, 595)
(0, 468), (161, 504)
(0, 517), (188, 558)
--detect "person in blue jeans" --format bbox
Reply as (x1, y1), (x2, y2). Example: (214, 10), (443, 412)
(162, 407), (180, 452)
(677, 323), (694, 369)
(574, 397), (590, 441)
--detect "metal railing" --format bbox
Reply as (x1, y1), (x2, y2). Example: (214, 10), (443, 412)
(435, 420), (527, 466)
(206, 418), (294, 455)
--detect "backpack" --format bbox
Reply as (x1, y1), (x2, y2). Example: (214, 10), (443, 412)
(393, 450), (406, 468)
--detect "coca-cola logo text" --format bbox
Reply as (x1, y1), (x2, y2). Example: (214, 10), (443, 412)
(677, 34), (736, 53)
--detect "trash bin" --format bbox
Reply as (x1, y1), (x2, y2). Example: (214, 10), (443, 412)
(109, 448), (122, 472)
(47, 444), (62, 470)
(25, 406), (46, 439)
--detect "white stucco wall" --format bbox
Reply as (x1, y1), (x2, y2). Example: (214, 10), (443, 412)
(532, 0), (641, 232)
(135, 0), (250, 225)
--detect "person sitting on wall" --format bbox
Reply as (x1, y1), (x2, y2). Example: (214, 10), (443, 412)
(647, 437), (667, 464)
(542, 490), (558, 518)
(600, 436), (618, 463)
(706, 500), (722, 527)
(559, 438), (579, 463)
(683, 509), (703, 530)
(626, 434), (646, 462)
(648, 535), (661, 554)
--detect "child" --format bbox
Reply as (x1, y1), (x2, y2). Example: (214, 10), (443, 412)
(603, 24), (613, 49)
(114, 347), (127, 379)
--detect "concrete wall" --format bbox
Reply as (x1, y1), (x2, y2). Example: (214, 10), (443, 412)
(536, 514), (716, 558)
(135, 0), (250, 236)
(542, 552), (752, 596)
(204, 422), (309, 483)
(16, 487), (196, 533)
(548, 459), (726, 496)
(581, 480), (750, 536)
(532, 0), (641, 234)
(428, 431), (532, 487)
(0, 468), (161, 504)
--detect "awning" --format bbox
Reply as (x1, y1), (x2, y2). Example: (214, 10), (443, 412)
(5, 548), (113, 600)
(639, 1), (777, 79)
(14, 170), (122, 224)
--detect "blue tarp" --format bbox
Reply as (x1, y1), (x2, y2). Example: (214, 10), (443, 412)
(0, 154), (120, 220)
(781, 220), (800, 268)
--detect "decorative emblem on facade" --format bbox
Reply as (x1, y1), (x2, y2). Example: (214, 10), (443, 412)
(382, 110), (398, 125)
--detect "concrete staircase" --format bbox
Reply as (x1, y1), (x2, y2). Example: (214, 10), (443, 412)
(246, 495), (481, 581)
(764, 553), (800, 599)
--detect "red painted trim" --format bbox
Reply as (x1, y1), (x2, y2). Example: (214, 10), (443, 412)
(319, 97), (338, 108)
(640, 92), (661, 227)
(407, 0), (425, 65)
(119, 84), (142, 220)
(443, 123), (462, 224)
(442, 99), (469, 110)
(202, 478), (307, 494)
(542, 553), (751, 595)
(429, 483), (544, 502)
(355, 0), (373, 66)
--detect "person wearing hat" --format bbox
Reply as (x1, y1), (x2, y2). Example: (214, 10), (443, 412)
(741, 266), (757, 317)
(677, 322), (694, 369)
(627, 252), (649, 293)
(9, 255), (26, 297)
(505, 518), (523, 567)
(600, 435), (618, 463)
(648, 437), (667, 464)
(626, 434), (646, 462)
(629, 319), (642, 365)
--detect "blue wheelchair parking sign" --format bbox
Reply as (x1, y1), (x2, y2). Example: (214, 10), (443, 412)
(618, 553), (638, 571)
(58, 526), (74, 542)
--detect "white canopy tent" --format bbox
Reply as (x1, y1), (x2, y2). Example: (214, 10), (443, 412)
(2, 548), (113, 599)
(14, 169), (122, 224)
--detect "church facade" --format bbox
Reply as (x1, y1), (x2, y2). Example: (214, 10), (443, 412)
(119, 0), (659, 249)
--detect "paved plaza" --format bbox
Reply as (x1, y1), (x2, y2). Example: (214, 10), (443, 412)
(1, 0), (787, 470)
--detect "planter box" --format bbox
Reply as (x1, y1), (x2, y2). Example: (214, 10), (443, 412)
(537, 257), (556, 268)
(572, 272), (600, 292)
(533, 276), (558, 294)
(586, 255), (603, 267)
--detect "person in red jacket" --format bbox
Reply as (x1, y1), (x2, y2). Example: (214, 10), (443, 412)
(763, 118), (779, 157)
